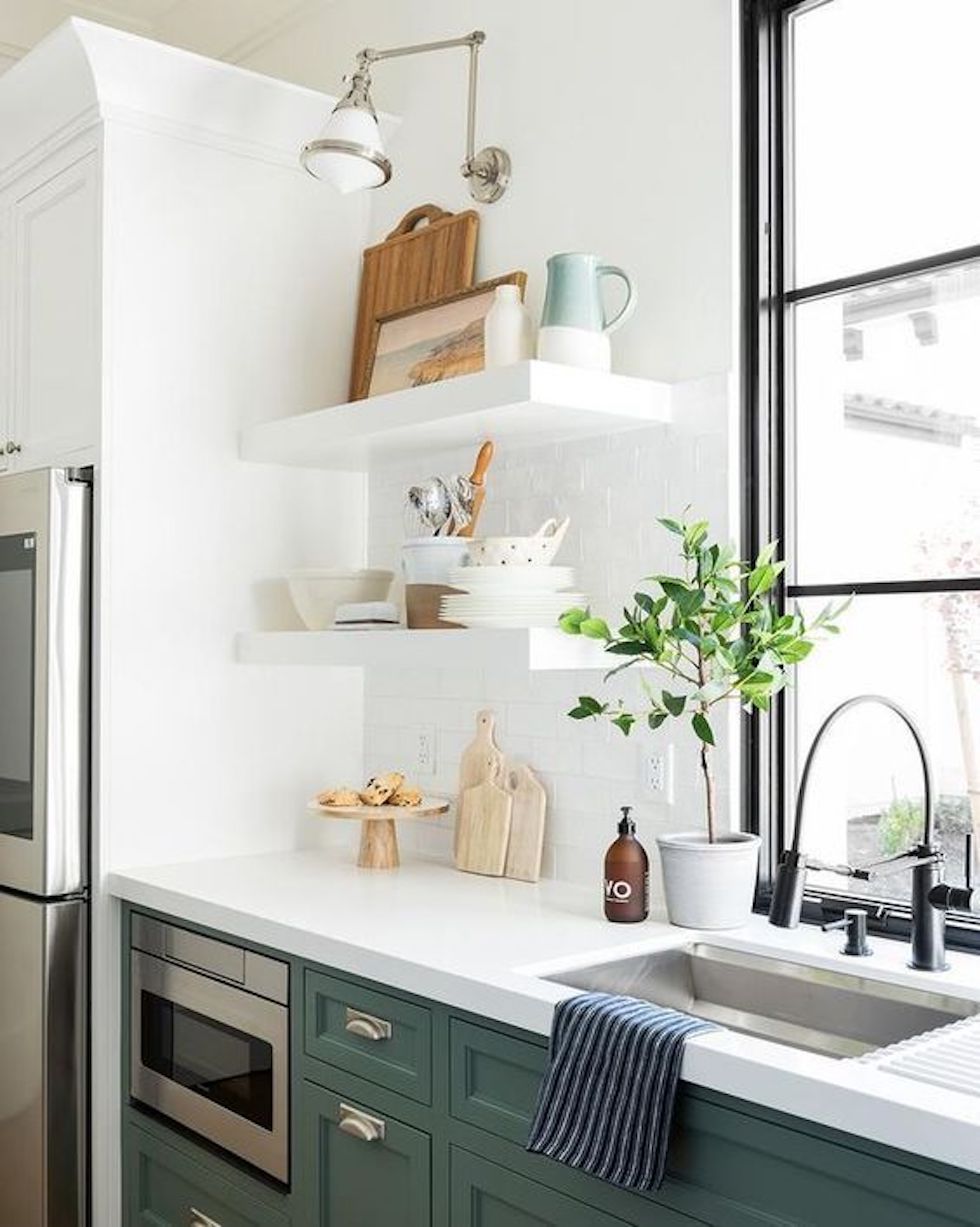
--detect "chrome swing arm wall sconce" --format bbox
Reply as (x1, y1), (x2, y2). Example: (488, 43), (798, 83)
(300, 30), (511, 204)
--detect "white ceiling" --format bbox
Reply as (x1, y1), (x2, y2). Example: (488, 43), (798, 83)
(0, 0), (323, 67)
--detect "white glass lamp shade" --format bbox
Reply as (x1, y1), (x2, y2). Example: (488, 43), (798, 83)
(300, 105), (391, 194)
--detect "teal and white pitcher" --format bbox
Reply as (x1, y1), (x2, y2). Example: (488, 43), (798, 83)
(537, 252), (636, 371)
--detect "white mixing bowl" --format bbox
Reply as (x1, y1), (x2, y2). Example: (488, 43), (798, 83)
(287, 569), (394, 631)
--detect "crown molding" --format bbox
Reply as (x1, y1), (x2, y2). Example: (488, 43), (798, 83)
(222, 0), (326, 65)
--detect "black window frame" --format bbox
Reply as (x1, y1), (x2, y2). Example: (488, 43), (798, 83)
(741, 0), (980, 950)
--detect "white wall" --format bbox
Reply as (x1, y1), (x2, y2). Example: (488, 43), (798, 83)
(239, 0), (733, 384)
(99, 118), (370, 870)
(240, 0), (738, 886)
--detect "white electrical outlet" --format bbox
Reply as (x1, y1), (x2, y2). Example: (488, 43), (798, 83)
(642, 744), (674, 803)
(415, 727), (436, 776)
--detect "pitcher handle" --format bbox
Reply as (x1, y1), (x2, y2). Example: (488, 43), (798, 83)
(598, 264), (636, 334)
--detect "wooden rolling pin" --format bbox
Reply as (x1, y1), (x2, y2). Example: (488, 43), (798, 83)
(458, 440), (494, 538)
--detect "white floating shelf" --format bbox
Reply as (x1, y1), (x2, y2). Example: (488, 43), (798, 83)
(235, 628), (614, 672)
(241, 361), (671, 470)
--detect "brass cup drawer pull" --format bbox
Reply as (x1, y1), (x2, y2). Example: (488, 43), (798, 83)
(338, 1102), (387, 1143)
(344, 1006), (393, 1041)
(189, 1209), (224, 1227)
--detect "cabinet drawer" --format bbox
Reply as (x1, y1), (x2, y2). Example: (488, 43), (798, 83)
(302, 1081), (430, 1227)
(125, 1120), (289, 1227)
(450, 1019), (547, 1144)
(451, 1147), (646, 1227)
(304, 969), (432, 1104)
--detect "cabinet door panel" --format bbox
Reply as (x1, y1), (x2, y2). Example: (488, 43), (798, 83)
(10, 152), (99, 468)
(305, 969), (432, 1104)
(450, 1148), (636, 1227)
(302, 1080), (430, 1227)
(125, 1118), (289, 1227)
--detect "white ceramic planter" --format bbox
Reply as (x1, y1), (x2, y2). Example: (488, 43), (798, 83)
(656, 831), (761, 930)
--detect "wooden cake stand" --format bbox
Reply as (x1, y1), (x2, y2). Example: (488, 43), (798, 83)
(307, 798), (450, 869)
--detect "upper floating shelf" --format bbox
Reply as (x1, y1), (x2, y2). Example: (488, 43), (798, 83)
(241, 360), (672, 470)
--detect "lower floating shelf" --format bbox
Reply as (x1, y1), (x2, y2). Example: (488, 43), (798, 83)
(235, 628), (613, 672)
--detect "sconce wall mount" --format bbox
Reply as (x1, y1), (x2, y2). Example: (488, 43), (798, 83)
(301, 30), (511, 204)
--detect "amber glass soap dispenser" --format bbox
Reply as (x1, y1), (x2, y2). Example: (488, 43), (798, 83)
(603, 806), (649, 923)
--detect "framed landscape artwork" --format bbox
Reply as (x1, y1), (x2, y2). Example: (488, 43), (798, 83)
(365, 272), (527, 397)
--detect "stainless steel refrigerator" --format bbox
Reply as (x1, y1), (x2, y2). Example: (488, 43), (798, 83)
(0, 467), (89, 1227)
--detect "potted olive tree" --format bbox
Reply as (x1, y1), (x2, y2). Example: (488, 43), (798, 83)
(560, 514), (847, 929)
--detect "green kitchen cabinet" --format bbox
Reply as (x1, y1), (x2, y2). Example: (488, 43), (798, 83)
(304, 969), (433, 1105)
(125, 1114), (290, 1227)
(449, 1147), (640, 1227)
(120, 904), (980, 1227)
(301, 1080), (431, 1227)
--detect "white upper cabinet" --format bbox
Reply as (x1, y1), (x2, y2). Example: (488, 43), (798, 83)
(1, 146), (100, 471)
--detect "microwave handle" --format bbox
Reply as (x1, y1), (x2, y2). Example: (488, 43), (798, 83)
(190, 1211), (223, 1227)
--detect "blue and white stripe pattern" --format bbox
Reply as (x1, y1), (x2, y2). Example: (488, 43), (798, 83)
(526, 992), (718, 1191)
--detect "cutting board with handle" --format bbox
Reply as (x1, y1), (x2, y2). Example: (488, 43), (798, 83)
(455, 758), (513, 877)
(349, 204), (479, 400)
(455, 710), (505, 855)
(503, 764), (547, 883)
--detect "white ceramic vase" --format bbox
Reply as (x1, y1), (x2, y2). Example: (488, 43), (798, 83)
(655, 831), (761, 930)
(484, 285), (534, 367)
(536, 325), (611, 371)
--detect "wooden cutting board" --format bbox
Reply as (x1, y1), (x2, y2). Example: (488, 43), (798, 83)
(349, 203), (479, 400)
(455, 762), (513, 877)
(503, 764), (547, 883)
(455, 710), (505, 856)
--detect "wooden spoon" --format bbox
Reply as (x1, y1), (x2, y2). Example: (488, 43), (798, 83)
(458, 440), (494, 538)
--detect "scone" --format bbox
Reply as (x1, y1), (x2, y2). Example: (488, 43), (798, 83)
(316, 788), (362, 807)
(359, 772), (404, 806)
(389, 784), (423, 807)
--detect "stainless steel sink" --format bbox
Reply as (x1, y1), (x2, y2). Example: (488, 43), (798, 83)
(545, 943), (980, 1058)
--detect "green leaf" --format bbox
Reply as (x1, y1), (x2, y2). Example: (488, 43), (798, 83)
(658, 517), (684, 535)
(577, 695), (605, 715)
(648, 711), (668, 730)
(606, 641), (649, 656)
(779, 639), (813, 664)
(579, 617), (611, 640)
(558, 607), (588, 634)
(683, 520), (709, 554)
(692, 712), (715, 745)
(694, 679), (729, 704)
(612, 713), (636, 736)
(568, 706), (593, 720)
(662, 691), (686, 717)
(634, 591), (655, 615)
(755, 540), (778, 567)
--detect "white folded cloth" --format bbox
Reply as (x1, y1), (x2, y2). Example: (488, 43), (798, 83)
(333, 601), (400, 626)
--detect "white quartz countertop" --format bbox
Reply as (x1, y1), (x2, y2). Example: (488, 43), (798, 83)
(109, 849), (980, 1178)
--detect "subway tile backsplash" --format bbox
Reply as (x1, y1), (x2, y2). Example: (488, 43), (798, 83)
(360, 373), (735, 893)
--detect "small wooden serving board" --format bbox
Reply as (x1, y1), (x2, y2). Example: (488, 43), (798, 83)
(455, 767), (513, 877)
(349, 204), (479, 400)
(503, 765), (547, 882)
(455, 710), (505, 857)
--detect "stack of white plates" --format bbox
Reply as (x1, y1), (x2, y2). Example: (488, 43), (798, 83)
(441, 566), (585, 629)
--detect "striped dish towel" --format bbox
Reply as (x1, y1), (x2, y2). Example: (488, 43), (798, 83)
(526, 992), (718, 1191)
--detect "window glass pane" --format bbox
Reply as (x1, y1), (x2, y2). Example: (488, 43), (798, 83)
(792, 0), (980, 286)
(792, 261), (980, 583)
(790, 593), (979, 904)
